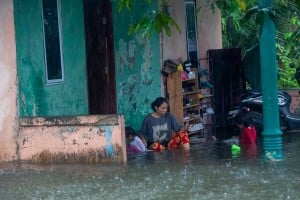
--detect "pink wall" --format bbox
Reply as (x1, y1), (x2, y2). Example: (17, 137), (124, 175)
(162, 0), (222, 66)
(161, 0), (187, 60)
(0, 0), (19, 162)
(287, 89), (300, 114)
(197, 0), (223, 69)
(18, 115), (127, 163)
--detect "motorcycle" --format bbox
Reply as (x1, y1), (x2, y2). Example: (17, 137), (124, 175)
(227, 90), (300, 134)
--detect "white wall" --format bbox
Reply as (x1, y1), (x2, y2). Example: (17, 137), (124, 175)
(0, 0), (18, 162)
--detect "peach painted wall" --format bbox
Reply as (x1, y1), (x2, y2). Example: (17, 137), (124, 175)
(286, 89), (300, 114)
(161, 0), (187, 61)
(161, 0), (222, 67)
(0, 0), (19, 162)
(17, 115), (127, 163)
(197, 0), (223, 69)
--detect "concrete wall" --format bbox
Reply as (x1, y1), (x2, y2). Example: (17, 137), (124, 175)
(161, 0), (187, 60)
(197, 0), (223, 69)
(0, 0), (127, 163)
(162, 0), (222, 68)
(0, 0), (222, 163)
(0, 0), (19, 162)
(14, 0), (89, 117)
(286, 89), (300, 114)
(113, 1), (162, 130)
(113, 0), (222, 131)
(17, 115), (126, 163)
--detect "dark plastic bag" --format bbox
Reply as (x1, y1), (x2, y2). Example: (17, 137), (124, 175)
(162, 59), (179, 74)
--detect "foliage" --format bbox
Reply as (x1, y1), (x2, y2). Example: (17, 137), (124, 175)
(116, 0), (300, 88)
(216, 0), (300, 89)
(115, 0), (180, 38)
(128, 10), (180, 38)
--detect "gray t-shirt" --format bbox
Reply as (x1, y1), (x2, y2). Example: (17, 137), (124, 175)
(140, 112), (182, 146)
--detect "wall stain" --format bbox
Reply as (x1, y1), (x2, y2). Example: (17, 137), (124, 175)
(29, 146), (123, 164)
(117, 38), (136, 72)
(104, 126), (114, 157)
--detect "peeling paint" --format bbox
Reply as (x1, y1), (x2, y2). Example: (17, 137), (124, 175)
(140, 38), (153, 86)
(14, 0), (89, 117)
(104, 126), (114, 157)
(117, 38), (136, 72)
(61, 126), (79, 134)
(29, 147), (123, 164)
(113, 1), (162, 130)
(16, 115), (126, 163)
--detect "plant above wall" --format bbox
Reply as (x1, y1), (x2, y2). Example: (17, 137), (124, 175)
(116, 0), (180, 38)
(116, 0), (300, 88)
(218, 0), (300, 89)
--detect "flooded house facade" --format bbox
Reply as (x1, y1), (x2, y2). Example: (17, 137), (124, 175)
(0, 0), (222, 163)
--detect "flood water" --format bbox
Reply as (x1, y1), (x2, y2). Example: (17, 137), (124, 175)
(0, 131), (299, 200)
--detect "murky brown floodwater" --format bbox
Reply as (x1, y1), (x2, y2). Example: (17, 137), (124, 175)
(0, 131), (299, 200)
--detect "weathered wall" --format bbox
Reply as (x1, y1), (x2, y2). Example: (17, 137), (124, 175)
(197, 0), (223, 68)
(14, 0), (89, 117)
(17, 115), (127, 163)
(113, 1), (222, 130)
(113, 1), (162, 130)
(0, 0), (18, 162)
(286, 89), (300, 114)
(161, 0), (187, 60)
(162, 0), (222, 67)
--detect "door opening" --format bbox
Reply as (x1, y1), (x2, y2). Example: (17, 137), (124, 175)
(208, 48), (245, 139)
(83, 0), (116, 114)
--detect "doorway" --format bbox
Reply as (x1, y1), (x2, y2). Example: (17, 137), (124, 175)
(83, 0), (116, 114)
(208, 48), (245, 139)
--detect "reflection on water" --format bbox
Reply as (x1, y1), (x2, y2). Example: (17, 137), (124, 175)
(0, 132), (299, 200)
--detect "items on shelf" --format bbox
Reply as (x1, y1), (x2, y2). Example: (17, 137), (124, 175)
(198, 67), (211, 77)
(188, 122), (204, 132)
(165, 58), (215, 135)
(200, 81), (213, 89)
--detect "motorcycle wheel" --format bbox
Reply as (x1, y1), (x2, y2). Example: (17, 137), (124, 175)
(248, 111), (264, 134)
(279, 116), (289, 132)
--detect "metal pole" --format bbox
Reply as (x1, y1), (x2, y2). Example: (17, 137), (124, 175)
(259, 0), (283, 160)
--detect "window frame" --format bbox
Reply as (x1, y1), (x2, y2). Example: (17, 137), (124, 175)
(41, 0), (65, 84)
(185, 0), (199, 64)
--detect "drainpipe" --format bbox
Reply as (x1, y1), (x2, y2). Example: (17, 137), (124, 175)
(259, 0), (283, 160)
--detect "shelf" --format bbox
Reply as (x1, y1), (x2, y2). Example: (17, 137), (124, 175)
(167, 68), (214, 127)
(200, 101), (212, 105)
(184, 116), (201, 122)
(202, 94), (213, 97)
(182, 77), (197, 82)
(183, 90), (201, 95)
(183, 104), (200, 109)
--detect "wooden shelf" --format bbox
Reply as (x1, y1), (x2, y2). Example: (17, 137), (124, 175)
(167, 68), (214, 128)
(182, 77), (197, 82)
(184, 116), (201, 122)
(202, 94), (213, 97)
(183, 104), (200, 109)
(183, 90), (201, 95)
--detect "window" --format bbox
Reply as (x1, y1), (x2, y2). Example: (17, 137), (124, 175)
(185, 0), (199, 65)
(42, 0), (64, 83)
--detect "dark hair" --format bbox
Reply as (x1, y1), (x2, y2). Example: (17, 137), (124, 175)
(237, 112), (251, 127)
(151, 97), (168, 111)
(125, 126), (137, 137)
